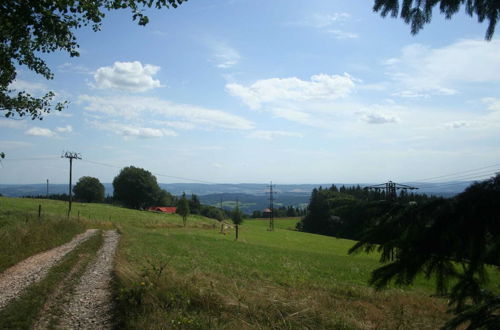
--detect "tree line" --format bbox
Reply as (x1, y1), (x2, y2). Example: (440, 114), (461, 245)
(296, 184), (433, 240)
(251, 206), (306, 218)
(23, 166), (228, 222)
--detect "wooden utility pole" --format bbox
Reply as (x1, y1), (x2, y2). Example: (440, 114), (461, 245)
(62, 151), (81, 215)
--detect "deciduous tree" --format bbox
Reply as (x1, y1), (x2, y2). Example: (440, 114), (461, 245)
(231, 204), (243, 226)
(1, 0), (187, 119)
(113, 166), (162, 209)
(73, 176), (105, 203)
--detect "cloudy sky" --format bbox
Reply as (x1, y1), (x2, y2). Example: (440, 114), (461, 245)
(1, 0), (499, 185)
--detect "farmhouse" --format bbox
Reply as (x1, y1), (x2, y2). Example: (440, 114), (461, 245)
(148, 206), (177, 214)
(262, 208), (272, 217)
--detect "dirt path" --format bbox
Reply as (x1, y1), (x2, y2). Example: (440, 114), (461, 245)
(32, 255), (89, 330)
(58, 230), (120, 329)
(0, 229), (98, 310)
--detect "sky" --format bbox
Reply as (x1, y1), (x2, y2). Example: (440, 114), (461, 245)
(1, 0), (500, 185)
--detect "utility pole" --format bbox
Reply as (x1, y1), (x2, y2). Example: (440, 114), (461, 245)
(235, 198), (239, 240)
(62, 151), (81, 215)
(46, 179), (49, 198)
(267, 181), (277, 231)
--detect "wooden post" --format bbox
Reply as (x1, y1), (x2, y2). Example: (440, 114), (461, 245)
(38, 204), (42, 220)
(235, 224), (239, 240)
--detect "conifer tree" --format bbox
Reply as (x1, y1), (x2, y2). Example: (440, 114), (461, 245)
(350, 174), (500, 329)
(177, 192), (190, 227)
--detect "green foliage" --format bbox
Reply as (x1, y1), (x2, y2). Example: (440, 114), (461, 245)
(1, 0), (186, 119)
(113, 166), (163, 209)
(155, 189), (176, 206)
(231, 204), (243, 225)
(373, 0), (499, 40)
(176, 193), (190, 227)
(188, 194), (201, 214)
(73, 176), (105, 203)
(200, 205), (226, 221)
(350, 174), (500, 328)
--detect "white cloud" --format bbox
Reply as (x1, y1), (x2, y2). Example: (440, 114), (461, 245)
(0, 120), (28, 129)
(327, 29), (358, 40)
(482, 97), (500, 111)
(209, 41), (241, 69)
(247, 130), (303, 140)
(91, 121), (177, 139)
(57, 63), (91, 74)
(298, 13), (351, 28)
(226, 73), (357, 110)
(157, 121), (196, 130)
(386, 39), (500, 97)
(293, 13), (358, 40)
(56, 125), (73, 133)
(362, 113), (399, 124)
(93, 61), (161, 92)
(78, 95), (254, 131)
(446, 121), (469, 129)
(25, 127), (55, 137)
(9, 80), (47, 94)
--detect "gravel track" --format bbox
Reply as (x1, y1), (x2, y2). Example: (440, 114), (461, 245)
(0, 229), (98, 310)
(58, 230), (120, 329)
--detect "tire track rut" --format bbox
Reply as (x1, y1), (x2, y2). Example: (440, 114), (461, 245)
(58, 230), (120, 329)
(0, 229), (98, 310)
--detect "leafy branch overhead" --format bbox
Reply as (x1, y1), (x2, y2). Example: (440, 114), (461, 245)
(373, 0), (499, 40)
(0, 0), (187, 120)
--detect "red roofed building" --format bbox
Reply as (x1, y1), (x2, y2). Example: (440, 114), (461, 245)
(262, 208), (272, 218)
(148, 206), (177, 214)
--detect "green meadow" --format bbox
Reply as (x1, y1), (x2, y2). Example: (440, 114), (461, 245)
(3, 196), (495, 329)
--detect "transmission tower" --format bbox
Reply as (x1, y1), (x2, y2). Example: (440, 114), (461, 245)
(267, 181), (277, 231)
(365, 181), (417, 201)
(62, 151), (81, 215)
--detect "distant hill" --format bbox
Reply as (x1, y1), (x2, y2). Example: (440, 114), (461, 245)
(0, 181), (473, 213)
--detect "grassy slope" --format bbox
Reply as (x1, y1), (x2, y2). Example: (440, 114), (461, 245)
(2, 197), (498, 329)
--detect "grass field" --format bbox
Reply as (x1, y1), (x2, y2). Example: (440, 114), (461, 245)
(2, 196), (497, 329)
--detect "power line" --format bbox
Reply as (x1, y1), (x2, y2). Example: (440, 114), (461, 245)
(401, 162), (500, 183)
(2, 156), (60, 162)
(415, 171), (497, 190)
(81, 159), (218, 184)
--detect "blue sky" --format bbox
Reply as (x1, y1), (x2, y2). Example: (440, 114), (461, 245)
(1, 0), (499, 185)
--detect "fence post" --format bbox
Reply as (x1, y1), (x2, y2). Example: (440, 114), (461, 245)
(38, 204), (42, 220)
(235, 224), (239, 240)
